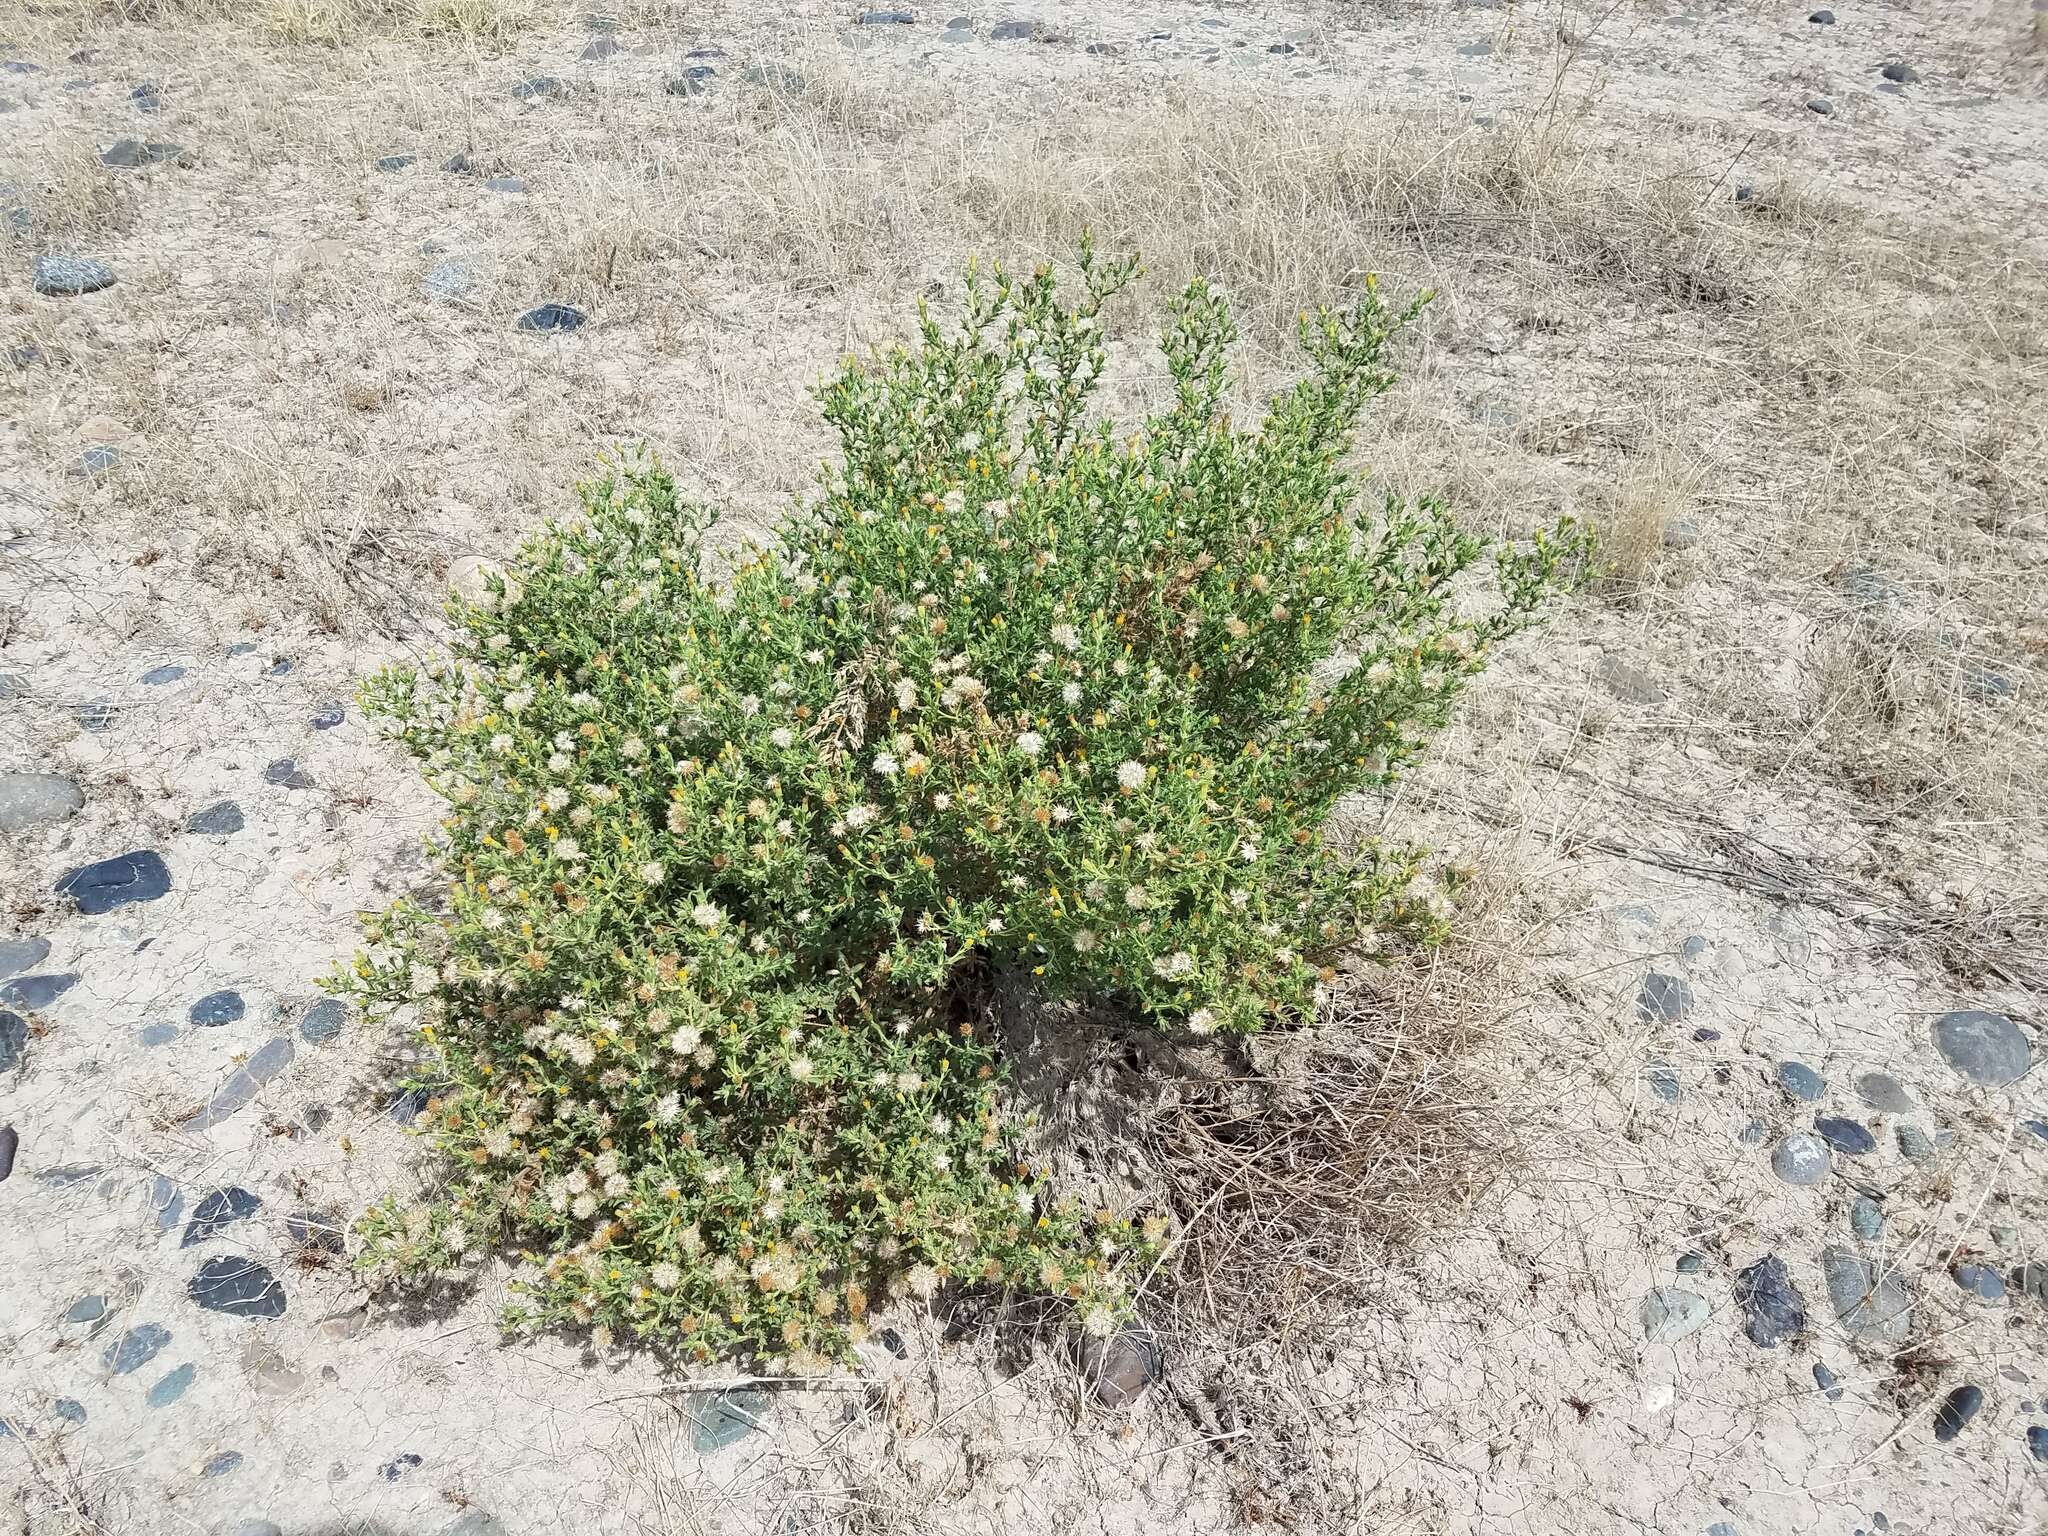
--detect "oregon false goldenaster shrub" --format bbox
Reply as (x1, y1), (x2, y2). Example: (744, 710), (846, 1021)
(335, 240), (1588, 1363)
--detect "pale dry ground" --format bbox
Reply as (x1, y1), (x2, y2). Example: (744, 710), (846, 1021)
(2, 1), (2046, 1534)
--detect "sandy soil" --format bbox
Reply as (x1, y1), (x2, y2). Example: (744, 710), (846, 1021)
(2, 2), (2045, 1533)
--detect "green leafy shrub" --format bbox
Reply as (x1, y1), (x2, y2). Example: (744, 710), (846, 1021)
(336, 240), (1586, 1363)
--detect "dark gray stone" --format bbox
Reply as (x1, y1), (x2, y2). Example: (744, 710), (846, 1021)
(857, 9), (915, 20)
(101, 138), (183, 168)
(1952, 1264), (2004, 1302)
(182, 1186), (262, 1247)
(1739, 1119), (1767, 1147)
(1963, 669), (2012, 701)
(1778, 1061), (1825, 1102)
(150, 1174), (183, 1228)
(201, 1449), (243, 1477)
(54, 1398), (86, 1426)
(1896, 1123), (1936, 1163)
(579, 35), (621, 59)
(181, 1036), (294, 1131)
(1850, 1195), (1884, 1241)
(742, 63), (806, 93)
(0, 972), (75, 1010)
(104, 1322), (171, 1375)
(1821, 1246), (1912, 1343)
(1639, 1286), (1709, 1343)
(689, 1388), (768, 1450)
(1812, 1361), (1844, 1401)
(1807, 96), (1833, 115)
(443, 151), (477, 173)
(146, 1362), (195, 1406)
(1645, 1062), (1680, 1103)
(236, 1522), (285, 1536)
(517, 303), (585, 333)
(990, 19), (1040, 39)
(265, 657), (293, 677)
(1735, 1255), (1805, 1347)
(1880, 61), (1919, 83)
(1636, 972), (1694, 1023)
(186, 800), (244, 836)
(1676, 1253), (1704, 1275)
(73, 445), (120, 480)
(138, 1021), (178, 1046)
(264, 758), (315, 789)
(2030, 1425), (2048, 1463)
(1074, 1326), (1162, 1408)
(0, 772), (85, 832)
(2014, 1262), (2048, 1307)
(1933, 1384), (1982, 1442)
(511, 75), (568, 101)
(1932, 1009), (2030, 1087)
(39, 1163), (107, 1190)
(140, 662), (185, 685)
(131, 81), (162, 112)
(73, 699), (119, 732)
(2026, 1119), (2048, 1142)
(1771, 1132), (1830, 1186)
(188, 1256), (288, 1318)
(189, 989), (245, 1026)
(1662, 518), (1701, 550)
(666, 66), (717, 94)
(1815, 1117), (1876, 1155)
(0, 1122), (14, 1180)
(57, 851), (170, 914)
(485, 175), (526, 193)
(1809, 8), (1834, 21)
(33, 256), (116, 295)
(374, 153), (416, 172)
(1854, 1073), (1914, 1113)
(0, 938), (48, 978)
(312, 703), (346, 729)
(0, 1005), (24, 1068)
(287, 1208), (346, 1255)
(1457, 40), (1492, 56)
(300, 998), (347, 1045)
(65, 1294), (107, 1323)
(380, 1451), (423, 1480)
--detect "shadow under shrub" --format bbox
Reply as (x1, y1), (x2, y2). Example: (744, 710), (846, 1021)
(334, 239), (1587, 1365)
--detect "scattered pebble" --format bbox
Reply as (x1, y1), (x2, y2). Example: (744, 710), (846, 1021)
(991, 19), (1040, 39)
(857, 9), (915, 22)
(185, 800), (244, 836)
(1735, 1254), (1806, 1347)
(1813, 1361), (1844, 1401)
(1933, 1384), (1982, 1442)
(0, 972), (75, 1010)
(54, 1398), (86, 1426)
(689, 1388), (768, 1451)
(139, 662), (185, 685)
(1738, 1119), (1767, 1146)
(518, 303), (586, 333)
(103, 1322), (171, 1375)
(0, 1013), (27, 1073)
(1853, 1073), (1914, 1113)
(182, 1186), (262, 1247)
(1806, 96), (1834, 115)
(1074, 1325), (1163, 1407)
(1639, 1286), (1710, 1343)
(74, 699), (119, 732)
(1636, 972), (1694, 1023)
(380, 1452), (424, 1481)
(300, 998), (347, 1045)
(742, 63), (807, 93)
(146, 1362), (196, 1407)
(1662, 518), (1701, 550)
(149, 1176), (182, 1228)
(64, 1294), (107, 1324)
(579, 35), (621, 60)
(1963, 669), (2012, 701)
(287, 1209), (346, 1255)
(1850, 1195), (1884, 1241)
(1896, 1123), (1935, 1163)
(0, 772), (85, 833)
(1932, 1009), (2031, 1087)
(202, 1450), (244, 1478)
(1880, 61), (1919, 83)
(511, 75), (568, 102)
(56, 850), (172, 914)
(1777, 1061), (1826, 1102)
(1645, 1062), (1680, 1102)
(1771, 1132), (1830, 1186)
(130, 80), (162, 112)
(1676, 1253), (1705, 1275)
(1809, 8), (1834, 21)
(2029, 1425), (2047, 1463)
(100, 138), (184, 168)
(666, 66), (718, 95)
(485, 175), (527, 193)
(182, 1037), (295, 1131)
(876, 1325), (908, 1358)
(312, 703), (346, 729)
(32, 256), (117, 296)
(1951, 1264), (2005, 1303)
(188, 1256), (288, 1319)
(0, 1122), (15, 1179)
(1821, 1247), (1912, 1343)
(0, 938), (49, 977)
(443, 151), (477, 173)
(264, 758), (315, 789)
(1815, 1117), (1876, 1155)
(374, 153), (416, 172)
(189, 990), (246, 1027)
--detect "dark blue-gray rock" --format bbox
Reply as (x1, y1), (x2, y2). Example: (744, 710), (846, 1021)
(33, 256), (117, 295)
(189, 1256), (287, 1319)
(264, 758), (314, 789)
(300, 998), (347, 1045)
(73, 445), (120, 479)
(1739, 1118), (1767, 1146)
(1073, 1325), (1162, 1408)
(225, 641), (259, 657)
(0, 1010), (25, 1070)
(1851, 1195), (1884, 1241)
(149, 1174), (184, 1229)
(690, 1388), (768, 1451)
(1676, 1252), (1704, 1275)
(380, 1451), (424, 1480)
(1636, 972), (1694, 1023)
(1821, 1246), (1912, 1343)
(1662, 518), (1701, 550)
(579, 35), (621, 59)
(131, 81), (162, 111)
(39, 1163), (107, 1190)
(182, 1036), (294, 1131)
(1734, 1255), (1805, 1347)
(201, 1449), (243, 1477)
(1854, 1073), (1913, 1113)
(666, 66), (717, 94)
(1705, 1526), (1735, 1536)
(442, 1512), (510, 1536)
(2030, 1425), (2048, 1462)
(940, 23), (973, 42)
(485, 175), (526, 193)
(101, 139), (184, 168)
(1596, 656), (1666, 704)
(1809, 8), (1834, 20)
(1813, 1361), (1844, 1401)
(1457, 40), (1492, 56)
(65, 1294), (107, 1323)
(517, 303), (585, 333)
(1778, 1061), (1825, 1102)
(1881, 61), (1919, 83)
(1639, 1286), (1709, 1343)
(138, 1021), (178, 1047)
(312, 703), (345, 729)
(265, 657), (293, 676)
(511, 75), (567, 101)
(146, 1362), (196, 1406)
(389, 1085), (431, 1124)
(0, 772), (85, 832)
(1815, 1117), (1876, 1155)
(57, 851), (171, 914)
(742, 62), (806, 93)
(857, 9), (915, 21)
(104, 1322), (171, 1375)
(0, 938), (49, 978)
(991, 19), (1040, 39)
(4, 59), (40, 72)
(288, 1208), (346, 1255)
(190, 989), (245, 1026)
(186, 800), (244, 835)
(1807, 96), (1833, 115)
(1268, 40), (1296, 54)
(1952, 1264), (2005, 1302)
(1771, 1132), (1830, 1186)
(73, 699), (119, 732)
(1932, 1009), (2031, 1087)
(1085, 40), (1119, 54)
(0, 1123), (14, 1180)
(0, 972), (76, 1010)
(1933, 1384), (1982, 1442)
(1896, 1123), (1935, 1163)
(443, 151), (478, 173)
(877, 1325), (908, 1358)
(374, 153), (416, 172)
(235, 1521), (285, 1536)
(1644, 1061), (1679, 1102)
(2014, 1262), (2048, 1307)
(1963, 669), (2012, 701)
(2026, 1119), (2048, 1142)
(140, 662), (185, 685)
(182, 1186), (262, 1247)
(54, 1398), (86, 1426)
(423, 258), (476, 301)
